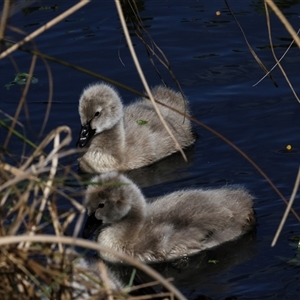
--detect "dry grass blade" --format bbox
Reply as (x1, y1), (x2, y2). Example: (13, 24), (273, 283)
(265, 0), (300, 49)
(0, 149), (79, 195)
(21, 126), (72, 171)
(0, 235), (187, 300)
(264, 1), (300, 103)
(38, 56), (54, 137)
(0, 109), (28, 163)
(7, 252), (51, 298)
(124, 0), (186, 102)
(10, 181), (36, 236)
(127, 279), (169, 292)
(1, 126), (74, 243)
(0, 0), (11, 41)
(4, 54), (37, 151)
(253, 27), (300, 87)
(4, 24), (54, 138)
(1, 126), (185, 299)
(98, 261), (114, 300)
(128, 293), (174, 299)
(271, 167), (300, 247)
(0, 1), (91, 60)
(0, 162), (38, 192)
(23, 132), (62, 251)
(225, 0), (278, 87)
(0, 2), (191, 299)
(114, 0), (187, 162)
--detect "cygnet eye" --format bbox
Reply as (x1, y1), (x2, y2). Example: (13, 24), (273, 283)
(94, 111), (100, 117)
(98, 203), (105, 208)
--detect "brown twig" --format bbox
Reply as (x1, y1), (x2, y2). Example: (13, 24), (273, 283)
(0, 235), (187, 300)
(0, 1), (91, 59)
(264, 1), (300, 103)
(265, 0), (300, 49)
(114, 0), (187, 162)
(271, 167), (300, 246)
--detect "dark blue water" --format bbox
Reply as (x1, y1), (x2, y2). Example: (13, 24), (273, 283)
(1, 1), (300, 299)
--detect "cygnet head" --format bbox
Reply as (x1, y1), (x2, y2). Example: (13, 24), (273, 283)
(82, 172), (144, 239)
(77, 83), (123, 148)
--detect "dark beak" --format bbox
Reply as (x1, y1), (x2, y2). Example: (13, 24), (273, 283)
(76, 123), (96, 148)
(82, 212), (103, 239)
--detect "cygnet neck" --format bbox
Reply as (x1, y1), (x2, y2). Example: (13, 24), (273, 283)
(91, 118), (126, 169)
(106, 189), (146, 244)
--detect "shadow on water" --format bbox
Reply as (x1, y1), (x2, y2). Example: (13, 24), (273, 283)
(74, 143), (196, 191)
(125, 143), (196, 188)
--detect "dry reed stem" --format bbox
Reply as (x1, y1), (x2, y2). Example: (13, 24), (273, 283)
(127, 279), (171, 292)
(3, 2), (183, 298)
(114, 0), (187, 162)
(0, 0), (10, 41)
(98, 261), (114, 300)
(5, 23), (55, 138)
(0, 235), (187, 300)
(0, 162), (41, 194)
(0, 109), (27, 163)
(8, 253), (50, 297)
(265, 0), (300, 49)
(0, 149), (81, 197)
(12, 181), (35, 236)
(1, 126), (77, 251)
(125, 0), (187, 102)
(44, 133), (62, 252)
(271, 167), (300, 246)
(62, 211), (77, 233)
(253, 27), (300, 87)
(128, 293), (173, 300)
(4, 54), (37, 150)
(225, 0), (278, 87)
(0, 162), (36, 189)
(31, 142), (59, 246)
(1, 129), (182, 298)
(21, 126), (72, 171)
(0, 0), (91, 60)
(72, 207), (86, 239)
(34, 48), (55, 137)
(0, 189), (10, 207)
(264, 2), (300, 103)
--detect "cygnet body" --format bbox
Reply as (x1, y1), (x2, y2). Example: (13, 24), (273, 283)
(76, 83), (195, 173)
(82, 172), (256, 263)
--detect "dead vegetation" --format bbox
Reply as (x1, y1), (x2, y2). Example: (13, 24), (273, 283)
(0, 0), (299, 299)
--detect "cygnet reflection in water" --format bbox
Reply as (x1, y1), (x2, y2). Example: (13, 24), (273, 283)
(82, 172), (256, 263)
(125, 143), (196, 188)
(76, 82), (195, 173)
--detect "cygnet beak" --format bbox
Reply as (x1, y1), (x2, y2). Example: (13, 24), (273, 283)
(76, 123), (96, 148)
(82, 212), (103, 239)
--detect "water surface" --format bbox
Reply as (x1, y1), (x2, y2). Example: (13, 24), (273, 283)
(1, 1), (300, 299)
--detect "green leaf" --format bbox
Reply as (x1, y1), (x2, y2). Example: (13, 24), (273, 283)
(5, 73), (38, 89)
(136, 119), (148, 125)
(208, 259), (219, 264)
